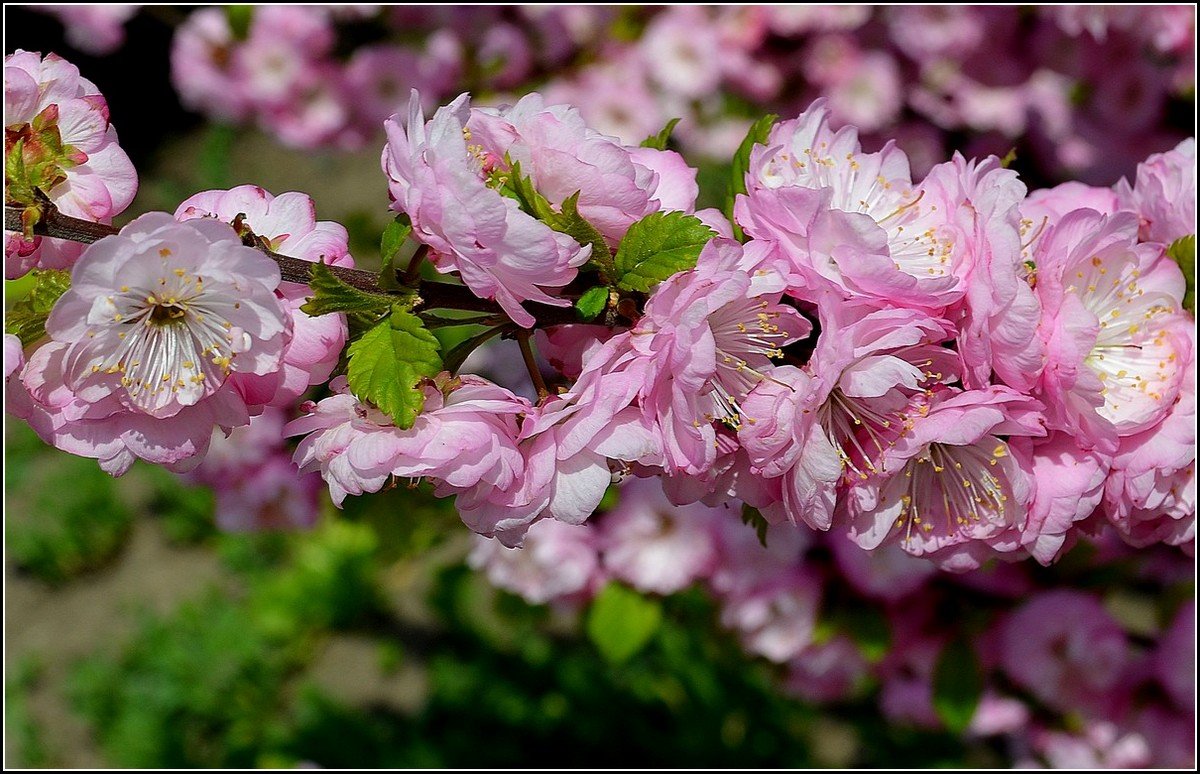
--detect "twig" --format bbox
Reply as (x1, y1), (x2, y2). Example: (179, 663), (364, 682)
(4, 204), (612, 328)
(516, 330), (549, 399)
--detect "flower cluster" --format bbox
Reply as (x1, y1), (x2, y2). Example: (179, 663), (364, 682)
(5, 50), (137, 278)
(151, 6), (1195, 184)
(469, 479), (1195, 768)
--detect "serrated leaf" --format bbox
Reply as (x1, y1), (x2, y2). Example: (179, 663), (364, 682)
(613, 211), (715, 292)
(379, 214), (413, 290)
(640, 117), (681, 151)
(501, 161), (613, 279)
(931, 636), (983, 734)
(1167, 234), (1195, 314)
(740, 503), (769, 548)
(547, 192), (612, 278)
(346, 308), (442, 429)
(726, 114), (777, 242)
(5, 268), (71, 346)
(586, 582), (662, 664)
(575, 286), (610, 321)
(301, 261), (396, 319)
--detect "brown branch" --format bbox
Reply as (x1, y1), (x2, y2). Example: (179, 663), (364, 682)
(516, 330), (550, 399)
(5, 204), (608, 328)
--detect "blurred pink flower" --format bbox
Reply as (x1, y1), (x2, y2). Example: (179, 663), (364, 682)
(1000, 591), (1130, 713)
(381, 92), (590, 327)
(599, 477), (720, 595)
(468, 518), (603, 605)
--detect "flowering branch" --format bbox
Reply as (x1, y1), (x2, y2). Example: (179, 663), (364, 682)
(4, 204), (599, 328)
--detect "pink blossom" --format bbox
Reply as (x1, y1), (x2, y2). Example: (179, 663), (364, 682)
(1116, 138), (1197, 245)
(639, 7), (724, 100)
(878, 634), (943, 728)
(542, 56), (666, 146)
(718, 568), (822, 663)
(599, 477), (720, 595)
(585, 239), (810, 475)
(35, 5), (139, 56)
(709, 509), (811, 597)
(465, 93), (702, 246)
(477, 23), (534, 90)
(824, 51), (903, 134)
(381, 92), (590, 328)
(966, 693), (1030, 737)
(4, 334), (24, 381)
(170, 9), (252, 123)
(5, 51), (137, 278)
(450, 377), (664, 543)
(1033, 209), (1191, 450)
(826, 531), (936, 601)
(844, 387), (1047, 571)
(345, 45), (429, 130)
(260, 64), (358, 150)
(287, 374), (527, 516)
(1156, 601), (1195, 712)
(999, 590), (1130, 713)
(174, 185), (354, 406)
(1021, 181), (1120, 235)
(739, 303), (957, 531)
(12, 214), (289, 475)
(211, 456), (323, 532)
(784, 636), (870, 703)
(885, 7), (986, 64)
(1011, 432), (1109, 565)
(467, 519), (602, 605)
(1035, 723), (1152, 769)
(184, 407), (288, 486)
(762, 6), (869, 35)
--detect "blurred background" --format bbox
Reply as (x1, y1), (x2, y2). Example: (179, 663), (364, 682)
(4, 5), (1196, 768)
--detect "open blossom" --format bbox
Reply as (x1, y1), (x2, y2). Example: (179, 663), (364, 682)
(783, 636), (870, 703)
(1103, 336), (1196, 548)
(999, 591), (1130, 714)
(382, 92), (590, 327)
(211, 456), (323, 532)
(4, 334), (24, 381)
(826, 531), (935, 601)
(844, 387), (1047, 571)
(599, 477), (720, 595)
(175, 185), (354, 406)
(13, 214), (289, 474)
(468, 519), (602, 605)
(739, 303), (957, 530)
(584, 239), (809, 476)
(1115, 138), (1196, 245)
(5, 50), (137, 278)
(287, 373), (527, 513)
(1033, 209), (1191, 451)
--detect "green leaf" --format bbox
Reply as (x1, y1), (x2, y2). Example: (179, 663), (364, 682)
(197, 124), (237, 189)
(640, 117), (681, 151)
(613, 211), (716, 292)
(5, 268), (70, 346)
(300, 261), (396, 320)
(379, 214), (413, 290)
(931, 636), (983, 734)
(441, 325), (509, 374)
(575, 286), (610, 321)
(1167, 234), (1195, 314)
(500, 162), (613, 280)
(740, 504), (769, 548)
(726, 114), (777, 242)
(586, 582), (663, 664)
(999, 147), (1018, 169)
(346, 308), (443, 429)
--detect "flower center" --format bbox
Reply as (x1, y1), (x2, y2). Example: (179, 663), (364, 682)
(894, 441), (1012, 549)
